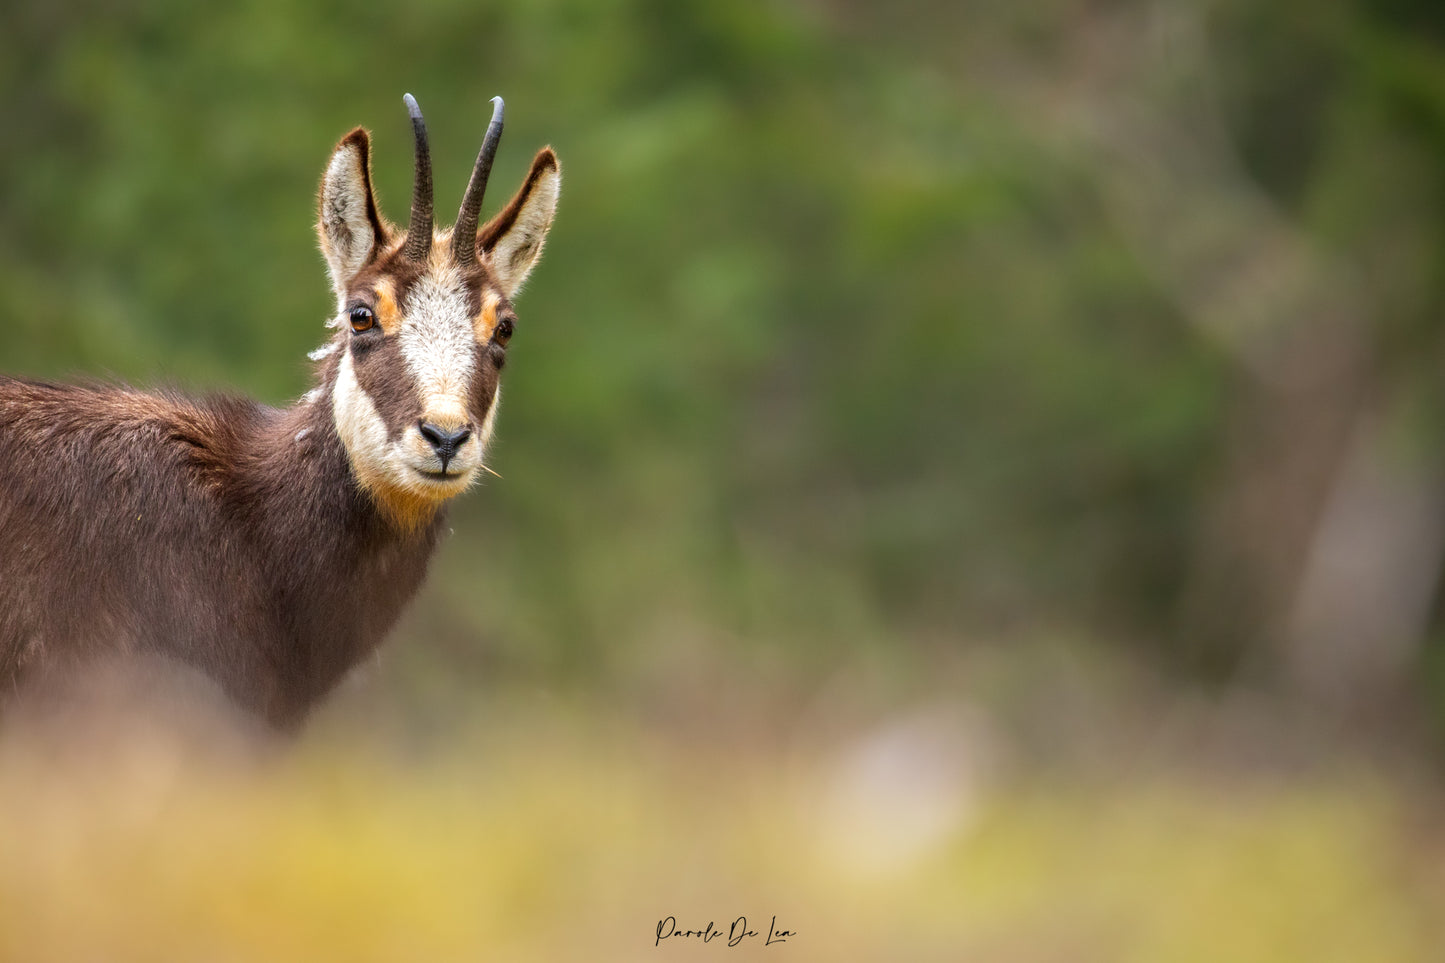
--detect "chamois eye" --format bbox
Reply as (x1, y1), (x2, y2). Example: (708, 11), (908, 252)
(494, 317), (514, 344)
(349, 306), (375, 333)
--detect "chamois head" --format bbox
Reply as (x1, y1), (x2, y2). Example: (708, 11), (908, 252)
(316, 94), (559, 527)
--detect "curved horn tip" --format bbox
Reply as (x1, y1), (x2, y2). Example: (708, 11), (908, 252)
(401, 91), (435, 261)
(451, 95), (508, 265)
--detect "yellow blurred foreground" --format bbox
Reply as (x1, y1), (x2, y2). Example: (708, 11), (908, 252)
(0, 697), (1439, 963)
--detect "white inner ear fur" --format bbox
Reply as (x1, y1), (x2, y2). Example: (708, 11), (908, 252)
(319, 144), (377, 302)
(487, 166), (560, 299)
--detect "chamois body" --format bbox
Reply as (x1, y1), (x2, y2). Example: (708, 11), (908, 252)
(0, 96), (560, 728)
(0, 378), (437, 728)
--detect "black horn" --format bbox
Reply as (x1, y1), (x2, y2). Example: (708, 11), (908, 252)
(453, 96), (505, 267)
(402, 93), (434, 262)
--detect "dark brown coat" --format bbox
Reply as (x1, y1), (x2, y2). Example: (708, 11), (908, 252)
(0, 375), (439, 729)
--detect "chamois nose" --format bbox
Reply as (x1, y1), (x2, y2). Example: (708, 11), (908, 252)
(418, 422), (472, 460)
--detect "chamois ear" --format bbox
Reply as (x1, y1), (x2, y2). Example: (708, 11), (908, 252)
(478, 147), (560, 298)
(318, 128), (387, 300)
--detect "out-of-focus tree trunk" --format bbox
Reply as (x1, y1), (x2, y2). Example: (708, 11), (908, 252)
(997, 6), (1445, 714)
(1285, 409), (1445, 712)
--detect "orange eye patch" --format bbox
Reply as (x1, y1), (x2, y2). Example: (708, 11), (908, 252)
(473, 291), (501, 340)
(373, 280), (401, 335)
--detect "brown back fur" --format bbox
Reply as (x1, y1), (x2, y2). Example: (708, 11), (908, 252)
(0, 376), (439, 729)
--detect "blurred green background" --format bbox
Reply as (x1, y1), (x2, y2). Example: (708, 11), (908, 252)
(5, 0), (1445, 959)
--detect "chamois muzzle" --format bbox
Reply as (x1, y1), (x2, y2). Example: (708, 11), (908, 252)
(402, 93), (434, 262)
(418, 422), (472, 471)
(453, 96), (505, 268)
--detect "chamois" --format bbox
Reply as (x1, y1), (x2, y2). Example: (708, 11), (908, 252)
(0, 95), (560, 729)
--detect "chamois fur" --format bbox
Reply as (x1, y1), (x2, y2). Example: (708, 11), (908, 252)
(0, 98), (560, 729)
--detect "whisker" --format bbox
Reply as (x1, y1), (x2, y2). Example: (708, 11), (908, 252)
(478, 463), (503, 480)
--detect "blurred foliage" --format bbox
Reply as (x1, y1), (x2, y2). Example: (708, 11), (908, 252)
(7, 0), (1445, 712)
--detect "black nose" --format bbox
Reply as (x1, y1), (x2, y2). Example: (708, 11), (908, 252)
(418, 422), (472, 463)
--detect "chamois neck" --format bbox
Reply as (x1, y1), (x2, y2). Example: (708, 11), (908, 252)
(282, 398), (443, 537)
(231, 391), (446, 726)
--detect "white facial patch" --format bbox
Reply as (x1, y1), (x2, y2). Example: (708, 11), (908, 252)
(398, 263), (477, 426)
(477, 386), (500, 452)
(332, 350), (394, 489)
